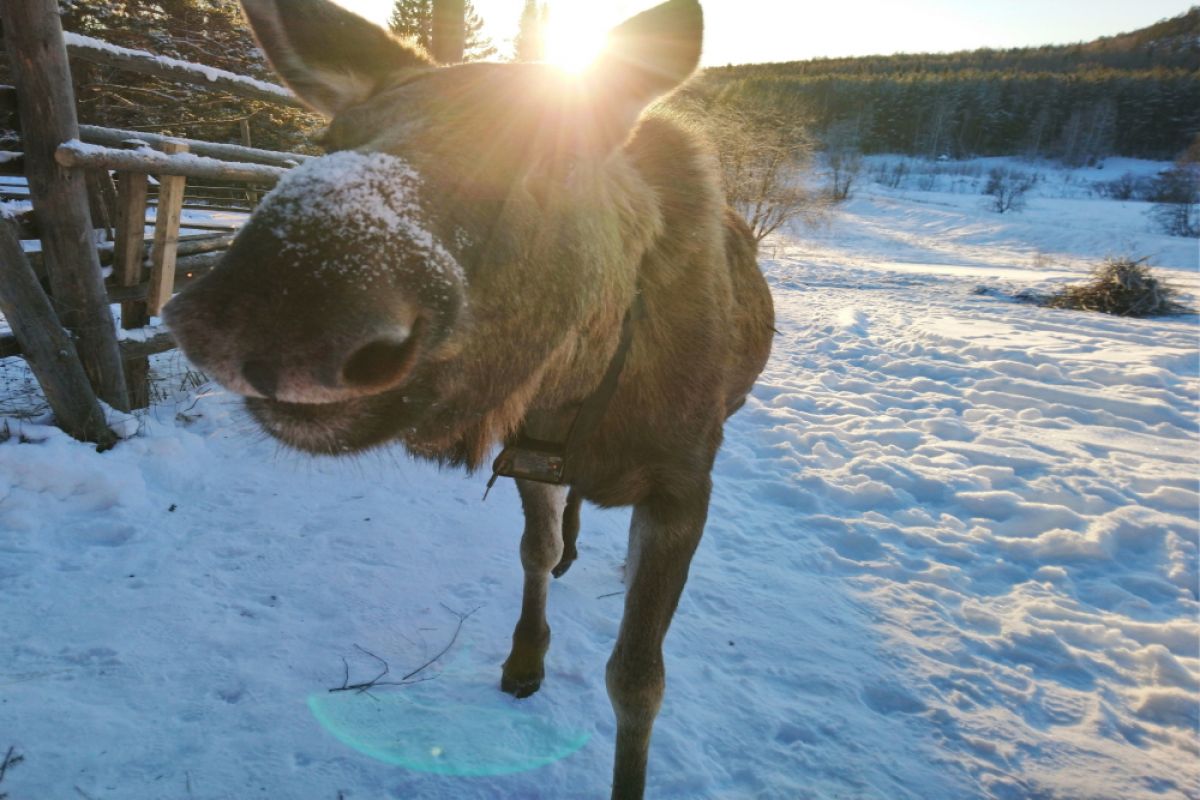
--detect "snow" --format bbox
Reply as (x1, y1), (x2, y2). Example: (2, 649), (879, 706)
(259, 150), (464, 287)
(1, 160), (1197, 799)
(59, 139), (289, 186)
(0, 200), (25, 221)
(62, 32), (296, 103)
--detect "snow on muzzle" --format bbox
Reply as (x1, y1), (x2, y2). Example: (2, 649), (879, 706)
(165, 150), (465, 405)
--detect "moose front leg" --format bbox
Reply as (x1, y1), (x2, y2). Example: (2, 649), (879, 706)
(501, 479), (567, 698)
(607, 484), (709, 800)
(552, 487), (583, 578)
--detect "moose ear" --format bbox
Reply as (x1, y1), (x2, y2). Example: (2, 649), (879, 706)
(586, 0), (703, 141)
(240, 0), (432, 117)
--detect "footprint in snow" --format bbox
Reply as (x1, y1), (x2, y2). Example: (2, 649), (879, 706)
(835, 308), (870, 336)
(61, 520), (135, 547)
(861, 683), (927, 715)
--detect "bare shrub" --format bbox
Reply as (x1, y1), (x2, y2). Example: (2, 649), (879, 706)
(1148, 164), (1199, 237)
(1030, 250), (1057, 270)
(1043, 257), (1190, 317)
(827, 150), (863, 202)
(1097, 171), (1141, 201)
(984, 167), (1034, 213)
(677, 96), (825, 241)
(875, 160), (909, 189)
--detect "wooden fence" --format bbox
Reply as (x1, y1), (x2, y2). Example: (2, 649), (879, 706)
(0, 0), (309, 443)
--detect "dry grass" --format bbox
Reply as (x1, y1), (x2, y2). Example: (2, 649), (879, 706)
(1043, 257), (1191, 317)
(0, 357), (50, 421)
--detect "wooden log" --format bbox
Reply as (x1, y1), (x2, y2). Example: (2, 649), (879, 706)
(78, 124), (310, 168)
(114, 141), (151, 407)
(0, 216), (117, 448)
(24, 231), (233, 274)
(62, 32), (306, 110)
(84, 167), (118, 240)
(56, 140), (287, 186)
(146, 140), (187, 316)
(239, 118), (260, 206)
(114, 172), (150, 296)
(1, 329), (181, 362)
(164, 218), (240, 232)
(1, 0), (130, 411)
(116, 331), (177, 361)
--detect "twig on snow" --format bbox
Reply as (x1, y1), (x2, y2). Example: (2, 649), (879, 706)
(0, 746), (23, 799)
(328, 605), (482, 696)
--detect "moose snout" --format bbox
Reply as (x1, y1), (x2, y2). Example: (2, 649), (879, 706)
(165, 280), (431, 404)
(237, 322), (425, 401)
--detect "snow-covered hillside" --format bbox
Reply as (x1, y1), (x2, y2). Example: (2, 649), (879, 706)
(1, 163), (1197, 799)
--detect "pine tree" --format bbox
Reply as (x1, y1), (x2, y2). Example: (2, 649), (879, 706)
(513, 0), (545, 62)
(389, 0), (494, 62)
(38, 0), (318, 153)
(388, 0), (433, 53)
(463, 2), (497, 61)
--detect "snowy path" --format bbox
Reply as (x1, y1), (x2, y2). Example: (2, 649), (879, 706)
(2, 178), (1198, 799)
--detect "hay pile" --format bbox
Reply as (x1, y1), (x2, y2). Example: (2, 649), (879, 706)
(1044, 258), (1191, 317)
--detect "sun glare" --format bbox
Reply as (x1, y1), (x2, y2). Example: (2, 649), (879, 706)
(544, 9), (612, 73)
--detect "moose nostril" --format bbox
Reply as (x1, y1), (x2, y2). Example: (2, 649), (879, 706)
(243, 359), (280, 399)
(342, 332), (420, 390)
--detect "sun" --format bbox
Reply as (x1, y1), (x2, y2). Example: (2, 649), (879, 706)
(543, 8), (612, 73)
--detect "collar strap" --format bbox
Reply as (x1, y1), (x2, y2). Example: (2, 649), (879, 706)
(487, 291), (645, 491)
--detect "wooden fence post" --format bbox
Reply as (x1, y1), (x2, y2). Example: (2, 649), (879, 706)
(1, 0), (130, 411)
(114, 141), (151, 408)
(0, 217), (117, 449)
(146, 140), (188, 317)
(239, 118), (259, 207)
(85, 168), (118, 241)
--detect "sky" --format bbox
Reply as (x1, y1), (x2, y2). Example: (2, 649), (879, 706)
(333, 0), (1194, 66)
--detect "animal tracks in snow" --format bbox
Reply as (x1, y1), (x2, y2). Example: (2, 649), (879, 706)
(722, 246), (1198, 798)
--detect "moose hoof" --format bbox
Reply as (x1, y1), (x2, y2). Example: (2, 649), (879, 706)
(551, 549), (577, 579)
(501, 668), (544, 698)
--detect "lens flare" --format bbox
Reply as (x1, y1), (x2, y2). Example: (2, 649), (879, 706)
(544, 9), (611, 73)
(308, 680), (589, 776)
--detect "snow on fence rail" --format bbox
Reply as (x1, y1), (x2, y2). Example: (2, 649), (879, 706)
(56, 140), (289, 186)
(78, 125), (311, 169)
(62, 32), (305, 110)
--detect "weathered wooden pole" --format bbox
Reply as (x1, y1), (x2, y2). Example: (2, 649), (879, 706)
(1, 0), (130, 411)
(239, 118), (259, 206)
(56, 141), (286, 185)
(0, 217), (116, 449)
(432, 0), (466, 64)
(146, 140), (188, 316)
(114, 141), (151, 408)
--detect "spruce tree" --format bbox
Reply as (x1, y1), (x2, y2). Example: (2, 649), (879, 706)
(464, 2), (497, 61)
(388, 0), (433, 53)
(389, 0), (494, 62)
(513, 0), (545, 62)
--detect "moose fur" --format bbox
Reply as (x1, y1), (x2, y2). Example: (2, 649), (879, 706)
(164, 1), (773, 796)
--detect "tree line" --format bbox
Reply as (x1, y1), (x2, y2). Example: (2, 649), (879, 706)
(698, 7), (1200, 163)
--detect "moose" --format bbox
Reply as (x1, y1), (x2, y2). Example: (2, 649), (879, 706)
(164, 0), (774, 795)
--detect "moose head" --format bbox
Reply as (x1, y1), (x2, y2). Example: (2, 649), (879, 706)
(165, 0), (704, 467)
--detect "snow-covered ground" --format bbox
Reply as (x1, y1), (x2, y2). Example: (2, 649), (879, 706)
(1, 163), (1197, 799)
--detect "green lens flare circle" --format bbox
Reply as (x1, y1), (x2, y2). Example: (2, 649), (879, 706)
(308, 686), (590, 777)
